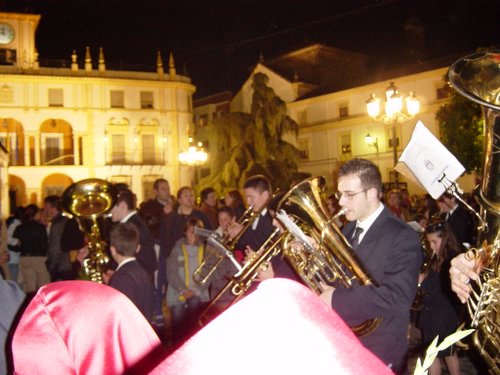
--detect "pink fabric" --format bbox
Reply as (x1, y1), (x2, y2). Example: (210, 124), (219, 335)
(153, 278), (393, 375)
(12, 280), (162, 375)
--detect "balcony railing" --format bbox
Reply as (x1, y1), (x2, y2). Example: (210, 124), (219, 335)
(106, 151), (166, 166)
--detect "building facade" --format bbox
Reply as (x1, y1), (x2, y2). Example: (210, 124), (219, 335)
(0, 12), (196, 217)
(194, 44), (475, 195)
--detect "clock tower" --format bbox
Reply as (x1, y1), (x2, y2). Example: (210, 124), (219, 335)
(0, 12), (40, 68)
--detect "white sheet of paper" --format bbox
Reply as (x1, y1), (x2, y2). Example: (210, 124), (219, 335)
(395, 120), (465, 199)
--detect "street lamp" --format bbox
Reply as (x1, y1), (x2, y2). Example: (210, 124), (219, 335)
(366, 82), (420, 188)
(178, 137), (208, 166)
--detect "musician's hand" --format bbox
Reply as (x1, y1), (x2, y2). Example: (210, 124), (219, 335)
(76, 246), (89, 265)
(449, 251), (480, 303)
(163, 200), (174, 215)
(102, 269), (114, 284)
(227, 218), (243, 240)
(319, 281), (335, 307)
(255, 262), (275, 281)
(182, 289), (194, 299)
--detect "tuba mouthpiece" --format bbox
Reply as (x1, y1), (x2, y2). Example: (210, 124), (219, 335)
(333, 207), (348, 219)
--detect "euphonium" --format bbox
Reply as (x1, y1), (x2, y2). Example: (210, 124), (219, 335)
(276, 176), (381, 336)
(61, 178), (117, 283)
(449, 50), (499, 373)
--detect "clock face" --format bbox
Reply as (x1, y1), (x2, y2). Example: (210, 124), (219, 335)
(0, 23), (15, 45)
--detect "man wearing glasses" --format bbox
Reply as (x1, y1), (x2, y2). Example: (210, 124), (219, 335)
(320, 158), (421, 374)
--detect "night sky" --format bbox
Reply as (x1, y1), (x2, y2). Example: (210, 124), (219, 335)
(1, 0), (498, 97)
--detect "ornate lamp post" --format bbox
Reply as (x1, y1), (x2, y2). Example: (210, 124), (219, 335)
(178, 137), (208, 166)
(366, 82), (420, 188)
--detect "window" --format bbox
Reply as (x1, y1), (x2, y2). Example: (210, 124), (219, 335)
(142, 175), (161, 201)
(141, 134), (156, 163)
(340, 134), (351, 154)
(41, 134), (62, 165)
(48, 89), (64, 107)
(111, 134), (126, 163)
(297, 110), (307, 125)
(436, 85), (450, 100)
(298, 139), (309, 160)
(110, 91), (124, 108)
(44, 186), (65, 197)
(339, 104), (349, 118)
(386, 126), (400, 149)
(0, 133), (19, 165)
(140, 91), (154, 109)
(198, 114), (208, 127)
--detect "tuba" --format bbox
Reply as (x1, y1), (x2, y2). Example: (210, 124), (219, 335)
(276, 176), (381, 336)
(449, 50), (499, 372)
(61, 178), (117, 283)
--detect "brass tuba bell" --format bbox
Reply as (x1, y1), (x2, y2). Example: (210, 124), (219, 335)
(449, 50), (500, 373)
(61, 178), (117, 283)
(276, 176), (381, 336)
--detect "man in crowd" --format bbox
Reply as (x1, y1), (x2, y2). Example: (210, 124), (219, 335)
(139, 178), (174, 240)
(437, 192), (474, 249)
(110, 189), (157, 277)
(44, 195), (72, 281)
(320, 158), (421, 374)
(199, 187), (218, 229)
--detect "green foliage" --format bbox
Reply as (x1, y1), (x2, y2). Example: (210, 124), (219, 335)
(198, 73), (300, 193)
(435, 79), (484, 173)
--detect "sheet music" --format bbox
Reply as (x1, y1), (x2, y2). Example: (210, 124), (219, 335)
(276, 210), (314, 251)
(395, 120), (465, 199)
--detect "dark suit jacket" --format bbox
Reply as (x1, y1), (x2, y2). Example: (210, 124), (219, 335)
(109, 259), (154, 322)
(440, 204), (474, 247)
(236, 211), (299, 282)
(125, 213), (157, 276)
(331, 206), (421, 373)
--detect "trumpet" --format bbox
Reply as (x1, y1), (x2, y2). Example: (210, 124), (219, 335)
(192, 227), (242, 285)
(198, 227), (284, 326)
(192, 204), (264, 286)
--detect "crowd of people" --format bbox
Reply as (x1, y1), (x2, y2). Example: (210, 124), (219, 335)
(0, 158), (489, 374)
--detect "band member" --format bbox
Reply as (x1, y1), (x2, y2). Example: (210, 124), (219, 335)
(320, 158), (421, 374)
(227, 175), (297, 281)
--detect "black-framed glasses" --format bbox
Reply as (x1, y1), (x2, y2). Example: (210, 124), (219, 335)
(334, 187), (371, 201)
(425, 221), (446, 233)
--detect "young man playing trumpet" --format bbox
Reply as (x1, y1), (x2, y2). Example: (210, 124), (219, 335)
(226, 175), (297, 282)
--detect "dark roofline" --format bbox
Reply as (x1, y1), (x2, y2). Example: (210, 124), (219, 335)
(193, 90), (233, 106)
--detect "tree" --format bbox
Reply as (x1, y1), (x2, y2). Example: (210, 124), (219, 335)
(198, 72), (300, 193)
(435, 78), (484, 174)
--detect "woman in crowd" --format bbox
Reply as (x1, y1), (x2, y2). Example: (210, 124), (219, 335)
(418, 221), (462, 375)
